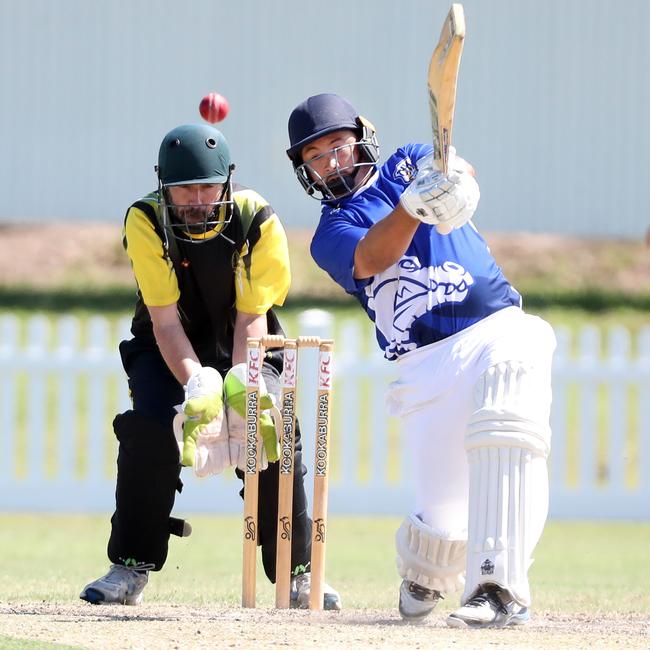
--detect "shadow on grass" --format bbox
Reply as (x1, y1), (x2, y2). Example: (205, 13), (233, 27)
(522, 289), (650, 311)
(0, 286), (649, 313)
(0, 287), (138, 313)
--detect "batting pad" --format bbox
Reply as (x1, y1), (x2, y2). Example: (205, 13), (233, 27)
(463, 360), (553, 607)
(395, 514), (466, 594)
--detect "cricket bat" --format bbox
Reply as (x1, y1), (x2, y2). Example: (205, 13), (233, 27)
(428, 3), (466, 175)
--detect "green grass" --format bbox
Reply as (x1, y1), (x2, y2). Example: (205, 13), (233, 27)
(2, 303), (648, 335)
(0, 637), (83, 650)
(521, 289), (650, 312)
(1, 285), (649, 314)
(0, 514), (648, 614)
(0, 286), (137, 314)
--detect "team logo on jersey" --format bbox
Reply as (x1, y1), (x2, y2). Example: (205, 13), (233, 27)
(394, 157), (417, 184)
(366, 256), (474, 358)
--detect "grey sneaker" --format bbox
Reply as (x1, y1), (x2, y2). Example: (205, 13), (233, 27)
(446, 584), (530, 628)
(80, 565), (149, 605)
(398, 579), (442, 622)
(290, 572), (341, 611)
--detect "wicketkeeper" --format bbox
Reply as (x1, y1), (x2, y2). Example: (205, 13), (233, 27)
(80, 124), (340, 609)
(285, 94), (555, 628)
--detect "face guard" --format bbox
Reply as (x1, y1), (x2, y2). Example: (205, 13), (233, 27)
(158, 168), (235, 244)
(156, 124), (236, 244)
(295, 138), (378, 201)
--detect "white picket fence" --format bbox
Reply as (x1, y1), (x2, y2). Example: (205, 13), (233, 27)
(0, 311), (649, 519)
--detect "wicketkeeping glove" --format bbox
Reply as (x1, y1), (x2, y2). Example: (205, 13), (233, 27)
(399, 148), (480, 234)
(178, 366), (226, 468)
(224, 363), (281, 471)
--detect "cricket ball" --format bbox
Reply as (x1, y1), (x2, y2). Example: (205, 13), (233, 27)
(199, 92), (229, 123)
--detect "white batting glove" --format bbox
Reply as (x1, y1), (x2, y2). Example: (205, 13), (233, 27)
(400, 149), (480, 234)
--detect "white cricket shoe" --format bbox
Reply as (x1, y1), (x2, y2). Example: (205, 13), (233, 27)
(398, 579), (442, 622)
(290, 572), (342, 611)
(80, 565), (149, 605)
(446, 584), (530, 628)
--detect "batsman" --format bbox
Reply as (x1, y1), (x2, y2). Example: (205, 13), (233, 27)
(285, 92), (555, 628)
(80, 123), (340, 610)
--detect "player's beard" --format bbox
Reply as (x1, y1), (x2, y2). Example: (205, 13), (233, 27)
(322, 163), (362, 198)
(324, 161), (374, 199)
(173, 206), (214, 234)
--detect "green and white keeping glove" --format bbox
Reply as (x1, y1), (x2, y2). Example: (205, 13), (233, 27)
(224, 363), (281, 471)
(176, 366), (228, 471)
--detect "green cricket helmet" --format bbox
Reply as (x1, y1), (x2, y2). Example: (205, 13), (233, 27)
(156, 124), (235, 243)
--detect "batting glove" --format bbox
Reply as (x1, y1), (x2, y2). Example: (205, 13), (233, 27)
(400, 149), (480, 234)
(224, 363), (281, 471)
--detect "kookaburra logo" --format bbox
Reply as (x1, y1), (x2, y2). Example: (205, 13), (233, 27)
(279, 516), (291, 541)
(244, 516), (256, 541)
(314, 518), (326, 543)
(480, 559), (495, 575)
(366, 256), (475, 358)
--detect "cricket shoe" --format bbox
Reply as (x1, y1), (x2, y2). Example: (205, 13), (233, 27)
(446, 584), (530, 628)
(80, 564), (150, 605)
(398, 579), (442, 622)
(290, 572), (342, 611)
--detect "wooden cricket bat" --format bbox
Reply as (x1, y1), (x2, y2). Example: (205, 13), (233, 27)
(428, 3), (466, 175)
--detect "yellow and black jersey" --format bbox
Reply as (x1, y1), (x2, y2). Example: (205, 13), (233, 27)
(122, 183), (289, 368)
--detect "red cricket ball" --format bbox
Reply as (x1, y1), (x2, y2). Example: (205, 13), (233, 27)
(199, 92), (229, 123)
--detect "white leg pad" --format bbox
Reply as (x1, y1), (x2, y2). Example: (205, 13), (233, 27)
(395, 514), (467, 594)
(463, 360), (553, 607)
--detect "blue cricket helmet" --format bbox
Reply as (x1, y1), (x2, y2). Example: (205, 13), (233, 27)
(287, 94), (361, 161)
(286, 93), (379, 200)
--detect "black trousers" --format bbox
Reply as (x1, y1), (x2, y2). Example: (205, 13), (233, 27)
(107, 337), (312, 582)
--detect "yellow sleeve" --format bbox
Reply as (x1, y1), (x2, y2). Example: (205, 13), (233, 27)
(123, 206), (180, 307)
(234, 204), (291, 314)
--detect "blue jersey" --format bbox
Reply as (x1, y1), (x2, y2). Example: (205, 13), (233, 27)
(310, 143), (522, 360)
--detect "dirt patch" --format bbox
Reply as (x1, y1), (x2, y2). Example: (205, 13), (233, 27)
(0, 603), (647, 650)
(0, 222), (131, 289)
(485, 232), (650, 295)
(0, 223), (648, 298)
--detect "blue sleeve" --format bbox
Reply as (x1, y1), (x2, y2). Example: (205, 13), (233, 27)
(310, 213), (371, 295)
(402, 142), (433, 166)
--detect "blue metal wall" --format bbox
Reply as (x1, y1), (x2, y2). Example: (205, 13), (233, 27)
(1, 0), (648, 236)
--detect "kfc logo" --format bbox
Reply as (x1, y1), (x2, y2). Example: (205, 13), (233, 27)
(247, 348), (260, 385)
(318, 353), (332, 391)
(283, 349), (297, 388)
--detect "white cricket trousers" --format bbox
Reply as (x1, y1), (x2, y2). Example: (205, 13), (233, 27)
(385, 306), (555, 535)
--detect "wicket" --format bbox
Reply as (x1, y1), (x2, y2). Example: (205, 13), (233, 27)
(242, 335), (334, 610)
